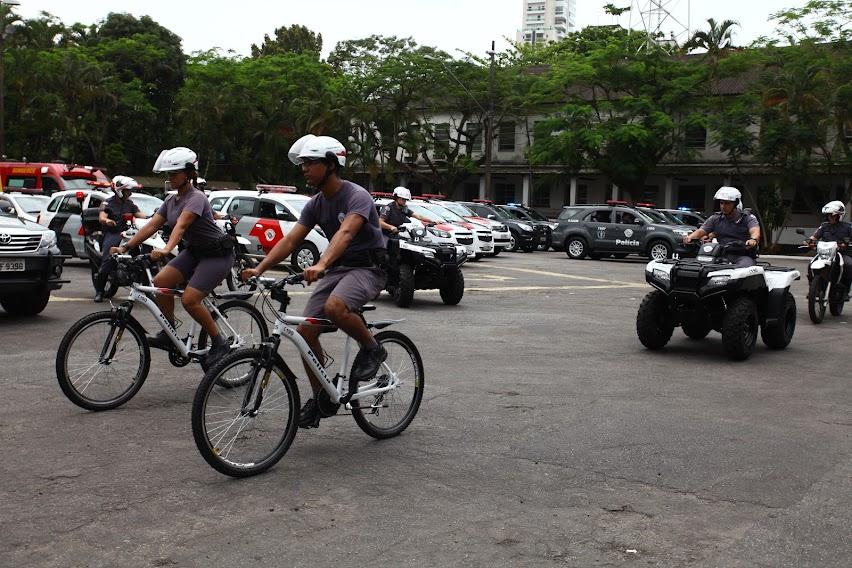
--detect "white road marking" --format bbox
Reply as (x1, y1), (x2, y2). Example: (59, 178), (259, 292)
(496, 265), (642, 286)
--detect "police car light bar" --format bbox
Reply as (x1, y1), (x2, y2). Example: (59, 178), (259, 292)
(472, 198), (494, 204)
(370, 192), (395, 198)
(606, 199), (629, 205)
(635, 202), (657, 207)
(87, 180), (112, 188)
(421, 193), (447, 200)
(256, 184), (297, 194)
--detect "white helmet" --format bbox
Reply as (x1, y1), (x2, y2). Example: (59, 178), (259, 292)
(111, 175), (139, 196)
(288, 134), (346, 167)
(152, 147), (199, 173)
(822, 200), (846, 218)
(392, 186), (412, 200)
(713, 186), (742, 202)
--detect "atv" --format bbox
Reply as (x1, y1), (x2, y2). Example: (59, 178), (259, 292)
(385, 223), (467, 308)
(637, 240), (800, 360)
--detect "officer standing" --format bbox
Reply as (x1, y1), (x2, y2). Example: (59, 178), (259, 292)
(683, 186), (761, 267)
(93, 175), (148, 302)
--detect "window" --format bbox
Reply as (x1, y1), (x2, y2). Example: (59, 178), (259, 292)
(210, 197), (228, 212)
(507, 208), (527, 220)
(587, 209), (611, 223)
(641, 185), (659, 204)
(59, 195), (82, 214)
(575, 184), (588, 204)
(677, 185), (705, 210)
(41, 176), (61, 194)
(531, 184), (550, 208)
(558, 206), (586, 220)
(434, 123), (450, 156)
(498, 122), (516, 152)
(464, 183), (479, 201)
(47, 196), (62, 212)
(495, 183), (516, 204)
(7, 176), (36, 189)
(685, 126), (707, 149)
(465, 123), (482, 153)
(258, 200), (290, 220)
(89, 196), (103, 209)
(228, 197), (256, 218)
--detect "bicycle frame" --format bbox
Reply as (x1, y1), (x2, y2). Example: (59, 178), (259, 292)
(266, 315), (401, 405)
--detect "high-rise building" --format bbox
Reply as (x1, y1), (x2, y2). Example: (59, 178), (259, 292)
(517, 0), (576, 45)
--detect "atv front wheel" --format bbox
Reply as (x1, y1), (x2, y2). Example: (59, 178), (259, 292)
(761, 292), (796, 350)
(439, 270), (464, 305)
(392, 264), (415, 308)
(636, 289), (674, 350)
(721, 296), (759, 361)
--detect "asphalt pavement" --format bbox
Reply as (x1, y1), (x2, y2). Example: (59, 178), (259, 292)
(2, 252), (850, 567)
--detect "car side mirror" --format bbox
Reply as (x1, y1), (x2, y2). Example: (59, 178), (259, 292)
(487, 214), (496, 220)
(795, 228), (805, 235)
(635, 219), (645, 225)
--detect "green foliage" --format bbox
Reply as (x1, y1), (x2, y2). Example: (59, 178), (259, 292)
(250, 25), (322, 59)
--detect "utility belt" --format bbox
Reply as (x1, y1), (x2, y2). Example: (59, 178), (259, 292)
(333, 248), (388, 269)
(188, 234), (235, 258)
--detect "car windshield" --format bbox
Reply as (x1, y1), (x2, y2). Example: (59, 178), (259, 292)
(406, 203), (443, 223)
(637, 208), (670, 224)
(657, 210), (683, 224)
(421, 202), (464, 222)
(558, 207), (586, 220)
(62, 178), (93, 190)
(441, 202), (474, 217)
(282, 198), (308, 214)
(0, 199), (15, 217)
(131, 194), (164, 217)
(523, 207), (549, 221)
(15, 195), (50, 213)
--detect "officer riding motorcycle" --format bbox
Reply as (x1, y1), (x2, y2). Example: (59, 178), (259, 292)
(808, 200), (852, 292)
(93, 175), (149, 302)
(682, 186), (760, 267)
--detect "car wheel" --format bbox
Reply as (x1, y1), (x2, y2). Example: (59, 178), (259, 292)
(506, 233), (519, 252)
(291, 242), (320, 271)
(565, 237), (587, 260)
(647, 240), (673, 261)
(636, 289), (674, 349)
(0, 288), (51, 316)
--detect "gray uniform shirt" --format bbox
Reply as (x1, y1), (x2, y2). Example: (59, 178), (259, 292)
(298, 181), (385, 253)
(100, 195), (140, 233)
(700, 211), (759, 244)
(814, 221), (852, 242)
(156, 188), (224, 247)
(380, 202), (412, 228)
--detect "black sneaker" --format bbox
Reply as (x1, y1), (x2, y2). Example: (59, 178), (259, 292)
(348, 344), (387, 397)
(146, 330), (173, 351)
(201, 340), (230, 372)
(93, 292), (104, 303)
(298, 398), (321, 429)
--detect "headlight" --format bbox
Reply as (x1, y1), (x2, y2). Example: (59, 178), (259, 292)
(421, 249), (435, 258)
(818, 251), (831, 260)
(428, 228), (451, 238)
(673, 228), (691, 236)
(707, 275), (730, 287)
(518, 223), (533, 232)
(652, 268), (670, 282)
(38, 230), (57, 249)
(496, 224), (507, 232)
(548, 222), (558, 230)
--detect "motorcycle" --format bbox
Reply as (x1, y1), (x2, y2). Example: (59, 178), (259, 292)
(217, 218), (258, 293)
(82, 208), (169, 298)
(795, 228), (850, 323)
(385, 222), (467, 308)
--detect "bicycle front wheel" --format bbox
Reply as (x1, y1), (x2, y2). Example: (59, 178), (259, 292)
(351, 330), (424, 439)
(56, 311), (151, 411)
(192, 348), (300, 478)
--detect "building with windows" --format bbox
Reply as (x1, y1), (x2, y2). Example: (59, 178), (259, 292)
(518, 0), (576, 45)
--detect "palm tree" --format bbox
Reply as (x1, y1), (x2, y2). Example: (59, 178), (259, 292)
(683, 18), (739, 56)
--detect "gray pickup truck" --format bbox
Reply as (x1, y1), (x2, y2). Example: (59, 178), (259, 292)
(0, 196), (68, 315)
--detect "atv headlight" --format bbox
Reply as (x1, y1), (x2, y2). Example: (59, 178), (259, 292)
(421, 249), (435, 258)
(428, 227), (451, 239)
(38, 230), (57, 249)
(518, 223), (533, 232)
(652, 268), (670, 282)
(707, 275), (730, 287)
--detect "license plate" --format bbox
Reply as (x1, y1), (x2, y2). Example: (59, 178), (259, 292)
(0, 259), (24, 272)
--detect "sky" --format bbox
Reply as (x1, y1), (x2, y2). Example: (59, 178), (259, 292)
(13, 1), (807, 58)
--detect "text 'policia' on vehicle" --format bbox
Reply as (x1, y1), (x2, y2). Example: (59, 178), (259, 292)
(552, 200), (695, 261)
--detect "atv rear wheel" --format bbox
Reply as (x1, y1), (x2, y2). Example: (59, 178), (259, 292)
(636, 289), (674, 350)
(439, 269), (464, 305)
(721, 296), (759, 361)
(392, 264), (415, 308)
(681, 319), (711, 340)
(761, 292), (796, 350)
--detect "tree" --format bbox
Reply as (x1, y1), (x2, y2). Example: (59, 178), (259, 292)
(251, 24), (322, 59)
(683, 18), (739, 55)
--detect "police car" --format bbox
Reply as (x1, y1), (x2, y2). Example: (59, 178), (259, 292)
(496, 203), (556, 250)
(207, 187), (329, 270)
(415, 200), (494, 259)
(1, 192), (50, 223)
(552, 201), (693, 261)
(425, 198), (512, 255)
(460, 200), (549, 252)
(37, 188), (162, 258)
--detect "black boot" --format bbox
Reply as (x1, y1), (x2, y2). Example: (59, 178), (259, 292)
(298, 398), (321, 429)
(347, 344), (387, 399)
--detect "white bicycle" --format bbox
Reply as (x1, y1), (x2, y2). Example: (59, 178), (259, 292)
(56, 254), (268, 411)
(191, 273), (424, 478)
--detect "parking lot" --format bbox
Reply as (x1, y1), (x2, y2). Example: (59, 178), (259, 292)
(3, 251), (851, 567)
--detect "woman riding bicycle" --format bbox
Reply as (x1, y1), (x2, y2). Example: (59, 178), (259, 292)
(111, 147), (235, 369)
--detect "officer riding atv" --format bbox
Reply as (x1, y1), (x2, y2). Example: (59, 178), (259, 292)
(379, 187), (467, 307)
(637, 187), (800, 360)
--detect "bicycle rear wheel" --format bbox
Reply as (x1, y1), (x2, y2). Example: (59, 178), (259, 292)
(56, 311), (150, 411)
(199, 299), (268, 350)
(351, 330), (424, 439)
(192, 348), (300, 477)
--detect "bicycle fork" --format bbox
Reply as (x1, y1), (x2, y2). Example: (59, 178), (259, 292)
(99, 302), (134, 364)
(241, 336), (281, 416)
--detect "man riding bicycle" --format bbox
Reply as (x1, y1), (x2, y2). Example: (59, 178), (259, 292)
(242, 134), (388, 429)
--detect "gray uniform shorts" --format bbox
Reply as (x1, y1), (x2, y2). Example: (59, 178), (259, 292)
(303, 266), (387, 318)
(168, 249), (234, 293)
